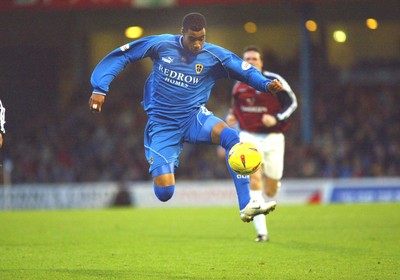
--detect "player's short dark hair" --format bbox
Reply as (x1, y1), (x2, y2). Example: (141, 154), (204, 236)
(182, 13), (207, 32)
(243, 45), (263, 60)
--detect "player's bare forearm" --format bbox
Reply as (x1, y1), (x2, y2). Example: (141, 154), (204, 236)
(225, 111), (237, 127)
(89, 93), (105, 112)
(267, 79), (284, 94)
(261, 114), (278, 127)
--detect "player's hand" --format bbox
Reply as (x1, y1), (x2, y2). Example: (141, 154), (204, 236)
(225, 109), (237, 127)
(262, 114), (278, 127)
(267, 79), (283, 94)
(0, 133), (3, 148)
(89, 93), (105, 113)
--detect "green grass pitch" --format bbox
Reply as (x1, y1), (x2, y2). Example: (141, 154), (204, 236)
(0, 203), (399, 279)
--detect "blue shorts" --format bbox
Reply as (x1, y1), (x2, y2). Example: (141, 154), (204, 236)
(144, 106), (223, 173)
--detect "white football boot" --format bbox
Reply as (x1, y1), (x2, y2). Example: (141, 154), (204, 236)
(240, 200), (277, 223)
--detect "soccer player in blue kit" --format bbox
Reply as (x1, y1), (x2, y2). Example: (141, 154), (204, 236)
(89, 12), (283, 222)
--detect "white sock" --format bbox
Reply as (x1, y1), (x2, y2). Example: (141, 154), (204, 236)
(250, 190), (267, 236)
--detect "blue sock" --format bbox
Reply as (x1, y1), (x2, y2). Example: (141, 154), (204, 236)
(220, 128), (251, 210)
(153, 184), (175, 202)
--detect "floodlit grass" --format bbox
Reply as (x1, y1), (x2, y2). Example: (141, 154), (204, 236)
(0, 203), (399, 279)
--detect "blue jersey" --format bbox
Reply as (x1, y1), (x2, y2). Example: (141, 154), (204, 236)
(91, 34), (272, 122)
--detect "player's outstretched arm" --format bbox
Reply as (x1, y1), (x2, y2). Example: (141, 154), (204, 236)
(89, 93), (105, 112)
(267, 79), (284, 94)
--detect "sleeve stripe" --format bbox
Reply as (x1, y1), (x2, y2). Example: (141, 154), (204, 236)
(0, 99), (5, 134)
(264, 71), (298, 121)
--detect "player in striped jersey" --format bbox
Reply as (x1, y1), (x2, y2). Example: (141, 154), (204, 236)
(226, 46), (297, 240)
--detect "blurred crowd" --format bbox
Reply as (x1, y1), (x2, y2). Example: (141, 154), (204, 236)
(1, 61), (399, 184)
(284, 82), (400, 178)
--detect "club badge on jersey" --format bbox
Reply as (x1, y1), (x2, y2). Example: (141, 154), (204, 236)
(195, 64), (204, 74)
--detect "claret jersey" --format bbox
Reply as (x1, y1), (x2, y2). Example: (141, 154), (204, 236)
(91, 34), (273, 122)
(232, 71), (297, 133)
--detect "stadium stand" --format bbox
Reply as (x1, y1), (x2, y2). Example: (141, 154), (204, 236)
(2, 58), (399, 184)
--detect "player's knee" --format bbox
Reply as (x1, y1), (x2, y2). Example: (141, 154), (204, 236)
(220, 127), (240, 151)
(151, 163), (176, 202)
(153, 183), (175, 202)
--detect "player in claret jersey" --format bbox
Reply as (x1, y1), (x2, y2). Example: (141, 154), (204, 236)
(89, 13), (283, 222)
(226, 46), (297, 240)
